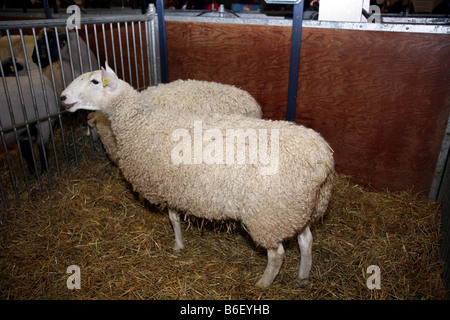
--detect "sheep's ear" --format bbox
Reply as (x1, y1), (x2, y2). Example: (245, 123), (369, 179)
(101, 66), (118, 91)
(104, 61), (115, 75)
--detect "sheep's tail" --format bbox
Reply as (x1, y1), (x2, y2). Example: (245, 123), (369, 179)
(311, 167), (335, 223)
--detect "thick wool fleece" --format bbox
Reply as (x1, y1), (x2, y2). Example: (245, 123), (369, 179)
(87, 111), (119, 165)
(90, 79), (262, 164)
(141, 79), (263, 119)
(102, 81), (334, 250)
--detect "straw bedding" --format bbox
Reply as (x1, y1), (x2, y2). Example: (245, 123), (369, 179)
(0, 157), (447, 299)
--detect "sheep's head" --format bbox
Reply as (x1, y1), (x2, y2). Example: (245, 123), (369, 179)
(60, 63), (119, 113)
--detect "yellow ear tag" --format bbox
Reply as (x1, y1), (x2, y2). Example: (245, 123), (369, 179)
(102, 78), (110, 87)
(10, 66), (14, 72)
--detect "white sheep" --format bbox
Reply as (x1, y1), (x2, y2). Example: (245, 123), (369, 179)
(0, 69), (58, 173)
(87, 79), (262, 165)
(61, 65), (334, 287)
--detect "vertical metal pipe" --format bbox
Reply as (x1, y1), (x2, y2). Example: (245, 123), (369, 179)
(101, 23), (108, 66)
(93, 24), (101, 71)
(75, 27), (84, 73)
(55, 27), (67, 88)
(131, 22), (140, 89)
(156, 0), (169, 83)
(140, 0), (147, 14)
(125, 22), (132, 86)
(286, 1), (304, 122)
(117, 22), (125, 80)
(43, 0), (52, 19)
(0, 178), (8, 211)
(110, 23), (117, 73)
(84, 26), (94, 71)
(147, 5), (160, 85)
(138, 22), (146, 88)
(146, 8), (157, 85)
(64, 28), (76, 82)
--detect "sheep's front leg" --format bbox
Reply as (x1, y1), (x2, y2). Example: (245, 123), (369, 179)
(256, 244), (285, 287)
(168, 209), (185, 254)
(297, 226), (313, 287)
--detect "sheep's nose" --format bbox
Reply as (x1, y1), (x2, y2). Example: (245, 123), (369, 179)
(60, 95), (66, 102)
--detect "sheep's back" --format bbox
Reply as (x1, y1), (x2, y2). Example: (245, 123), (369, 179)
(141, 80), (262, 118)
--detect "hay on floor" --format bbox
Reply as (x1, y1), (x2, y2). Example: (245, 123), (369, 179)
(0, 158), (447, 299)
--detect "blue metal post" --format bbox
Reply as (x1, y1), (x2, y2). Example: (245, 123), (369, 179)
(156, 0), (169, 83)
(43, 0), (52, 19)
(286, 1), (304, 122)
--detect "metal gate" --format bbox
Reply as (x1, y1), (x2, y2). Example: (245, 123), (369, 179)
(0, 6), (162, 210)
(431, 115), (450, 290)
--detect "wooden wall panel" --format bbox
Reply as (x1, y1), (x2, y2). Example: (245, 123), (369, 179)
(166, 21), (450, 193)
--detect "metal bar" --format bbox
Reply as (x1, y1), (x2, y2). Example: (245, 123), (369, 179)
(93, 24), (101, 71)
(156, 0), (169, 83)
(84, 26), (94, 71)
(125, 22), (132, 86)
(75, 27), (84, 73)
(146, 8), (157, 86)
(110, 23), (118, 73)
(138, 21), (146, 88)
(117, 22), (125, 80)
(145, 20), (154, 86)
(429, 114), (450, 200)
(132, 22), (140, 89)
(102, 23), (108, 66)
(148, 4), (160, 85)
(0, 178), (8, 211)
(286, 1), (304, 122)
(43, 0), (52, 19)
(55, 27), (67, 88)
(65, 27), (76, 82)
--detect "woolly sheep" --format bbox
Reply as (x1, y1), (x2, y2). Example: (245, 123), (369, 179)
(87, 79), (262, 165)
(0, 70), (58, 173)
(60, 65), (335, 287)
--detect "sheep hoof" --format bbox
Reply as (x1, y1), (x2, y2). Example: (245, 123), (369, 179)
(173, 244), (185, 255)
(255, 278), (272, 288)
(296, 278), (310, 287)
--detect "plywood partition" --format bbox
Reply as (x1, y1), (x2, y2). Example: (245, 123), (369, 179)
(166, 21), (450, 193)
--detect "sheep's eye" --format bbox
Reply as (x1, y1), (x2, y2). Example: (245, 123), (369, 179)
(91, 79), (99, 85)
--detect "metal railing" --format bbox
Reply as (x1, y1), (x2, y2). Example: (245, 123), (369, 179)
(0, 6), (162, 210)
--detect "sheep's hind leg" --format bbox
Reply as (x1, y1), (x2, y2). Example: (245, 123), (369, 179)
(256, 244), (285, 287)
(297, 226), (313, 287)
(168, 209), (185, 254)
